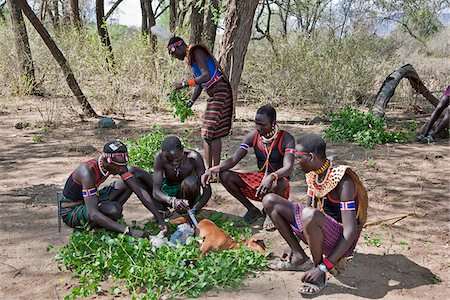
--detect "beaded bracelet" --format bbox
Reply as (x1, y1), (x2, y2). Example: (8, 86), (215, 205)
(323, 257), (334, 270)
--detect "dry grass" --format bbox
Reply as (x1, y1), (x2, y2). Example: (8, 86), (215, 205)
(0, 21), (448, 117)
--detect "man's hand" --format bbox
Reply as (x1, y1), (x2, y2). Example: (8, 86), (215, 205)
(157, 222), (169, 237)
(255, 174), (276, 197)
(201, 170), (212, 187)
(172, 82), (184, 90)
(171, 198), (189, 211)
(301, 266), (325, 284)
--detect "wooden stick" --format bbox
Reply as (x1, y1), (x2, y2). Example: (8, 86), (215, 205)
(363, 213), (412, 227)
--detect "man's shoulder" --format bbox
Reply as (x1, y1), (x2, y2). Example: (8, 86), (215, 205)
(186, 148), (202, 160)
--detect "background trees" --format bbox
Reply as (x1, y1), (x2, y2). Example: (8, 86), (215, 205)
(0, 0), (448, 118)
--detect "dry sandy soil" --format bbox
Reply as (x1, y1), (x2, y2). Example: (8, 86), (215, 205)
(0, 96), (448, 299)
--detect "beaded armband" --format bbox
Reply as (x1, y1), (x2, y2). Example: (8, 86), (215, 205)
(120, 171), (133, 181)
(82, 187), (97, 197)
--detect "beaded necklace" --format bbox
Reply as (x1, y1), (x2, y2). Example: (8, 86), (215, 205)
(258, 124), (280, 175)
(312, 160), (332, 190)
(98, 156), (108, 177)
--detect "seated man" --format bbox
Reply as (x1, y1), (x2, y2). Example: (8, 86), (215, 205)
(60, 140), (168, 237)
(263, 134), (368, 295)
(417, 85), (449, 143)
(152, 136), (211, 217)
(202, 104), (295, 229)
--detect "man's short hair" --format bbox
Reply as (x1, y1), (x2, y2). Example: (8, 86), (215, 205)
(162, 136), (182, 153)
(296, 134), (326, 159)
(256, 104), (277, 121)
(168, 36), (184, 47)
(103, 140), (127, 154)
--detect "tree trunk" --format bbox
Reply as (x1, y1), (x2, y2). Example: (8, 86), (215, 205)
(140, 0), (148, 36)
(372, 64), (439, 117)
(51, 0), (59, 30)
(203, 0), (219, 51)
(96, 0), (115, 71)
(169, 0), (177, 32)
(7, 0), (38, 94)
(142, 0), (156, 50)
(190, 0), (204, 45)
(177, 0), (189, 28)
(15, 0), (98, 117)
(218, 0), (259, 113)
(69, 0), (81, 30)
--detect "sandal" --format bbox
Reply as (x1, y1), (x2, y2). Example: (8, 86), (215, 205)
(243, 209), (263, 224)
(270, 259), (313, 271)
(416, 134), (426, 142)
(299, 278), (328, 295)
(425, 135), (435, 143)
(263, 215), (276, 231)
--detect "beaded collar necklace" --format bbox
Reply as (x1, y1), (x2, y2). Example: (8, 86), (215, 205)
(260, 124), (279, 144)
(98, 156), (108, 177)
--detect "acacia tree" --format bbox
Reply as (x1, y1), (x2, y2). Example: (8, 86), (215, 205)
(7, 0), (38, 94)
(141, 0), (157, 50)
(190, 0), (205, 44)
(15, 0), (98, 117)
(218, 0), (259, 110)
(69, 0), (81, 30)
(204, 0), (220, 51)
(96, 0), (115, 70)
(169, 0), (177, 31)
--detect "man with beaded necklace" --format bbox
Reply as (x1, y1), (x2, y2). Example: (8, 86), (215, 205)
(60, 140), (168, 238)
(201, 105), (295, 229)
(262, 134), (368, 295)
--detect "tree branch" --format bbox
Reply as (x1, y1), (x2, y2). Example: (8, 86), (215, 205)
(155, 4), (169, 19)
(105, 0), (124, 20)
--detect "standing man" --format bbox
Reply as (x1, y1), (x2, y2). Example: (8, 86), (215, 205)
(168, 36), (233, 168)
(201, 105), (295, 229)
(152, 136), (212, 217)
(60, 140), (168, 237)
(263, 134), (368, 295)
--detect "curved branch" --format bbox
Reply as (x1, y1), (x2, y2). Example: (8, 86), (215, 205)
(105, 0), (124, 20)
(372, 64), (439, 117)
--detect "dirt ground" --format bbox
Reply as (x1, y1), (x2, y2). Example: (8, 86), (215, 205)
(0, 96), (448, 300)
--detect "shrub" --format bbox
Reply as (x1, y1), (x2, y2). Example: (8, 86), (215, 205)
(324, 107), (417, 148)
(125, 126), (191, 172)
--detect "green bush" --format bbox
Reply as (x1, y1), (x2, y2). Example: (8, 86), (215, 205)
(324, 107), (417, 148)
(125, 126), (192, 172)
(56, 214), (268, 299)
(125, 126), (166, 172)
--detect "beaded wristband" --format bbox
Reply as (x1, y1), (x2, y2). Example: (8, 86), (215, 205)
(323, 257), (334, 270)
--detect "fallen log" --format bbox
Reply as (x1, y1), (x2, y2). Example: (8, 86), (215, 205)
(372, 64), (439, 117)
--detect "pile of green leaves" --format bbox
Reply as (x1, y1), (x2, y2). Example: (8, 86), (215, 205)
(324, 107), (417, 149)
(125, 126), (192, 172)
(168, 90), (194, 122)
(125, 126), (166, 172)
(56, 213), (268, 300)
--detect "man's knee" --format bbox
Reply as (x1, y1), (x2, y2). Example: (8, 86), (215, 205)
(262, 193), (281, 212)
(219, 170), (234, 185)
(182, 175), (200, 191)
(301, 207), (323, 228)
(181, 176), (200, 204)
(99, 203), (123, 221)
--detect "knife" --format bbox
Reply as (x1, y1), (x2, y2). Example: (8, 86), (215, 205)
(187, 209), (199, 227)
